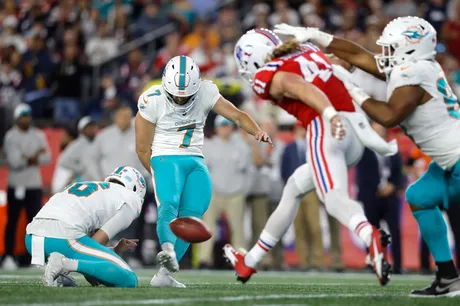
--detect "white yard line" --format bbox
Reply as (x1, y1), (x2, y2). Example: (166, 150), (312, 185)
(5, 293), (401, 306)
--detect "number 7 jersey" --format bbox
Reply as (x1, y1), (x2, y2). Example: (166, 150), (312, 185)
(252, 43), (355, 128)
(137, 81), (221, 157)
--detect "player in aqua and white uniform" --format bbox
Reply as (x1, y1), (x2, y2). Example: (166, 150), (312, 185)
(25, 166), (147, 288)
(274, 17), (460, 297)
(135, 55), (271, 288)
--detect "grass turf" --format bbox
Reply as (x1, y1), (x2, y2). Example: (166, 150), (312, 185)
(0, 269), (458, 305)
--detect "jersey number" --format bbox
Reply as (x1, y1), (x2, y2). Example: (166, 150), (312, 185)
(295, 53), (332, 83)
(68, 182), (110, 197)
(177, 124), (196, 148)
(147, 89), (161, 97)
(437, 77), (460, 119)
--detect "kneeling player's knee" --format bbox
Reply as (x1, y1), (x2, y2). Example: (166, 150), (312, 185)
(120, 271), (138, 288)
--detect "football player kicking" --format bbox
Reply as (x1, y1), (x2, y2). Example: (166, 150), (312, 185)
(224, 28), (398, 286)
(25, 166), (147, 288)
(274, 16), (460, 297)
(135, 55), (272, 288)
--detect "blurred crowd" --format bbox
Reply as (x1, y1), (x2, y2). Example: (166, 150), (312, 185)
(1, 0), (460, 272)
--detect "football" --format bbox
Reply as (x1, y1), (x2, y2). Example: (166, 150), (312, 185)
(169, 217), (212, 243)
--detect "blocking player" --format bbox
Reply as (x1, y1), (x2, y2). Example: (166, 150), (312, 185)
(135, 55), (271, 288)
(274, 16), (460, 297)
(225, 28), (397, 286)
(25, 166), (147, 288)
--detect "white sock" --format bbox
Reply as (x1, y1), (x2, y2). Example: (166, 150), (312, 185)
(244, 230), (278, 268)
(161, 242), (175, 253)
(350, 214), (373, 247)
(62, 258), (78, 271)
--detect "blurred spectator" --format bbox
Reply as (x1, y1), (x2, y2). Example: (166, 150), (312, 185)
(181, 18), (220, 52)
(0, 15), (27, 53)
(110, 5), (131, 43)
(85, 105), (141, 181)
(80, 8), (100, 40)
(18, 0), (48, 34)
(133, 2), (169, 38)
(269, 0), (300, 27)
(58, 125), (78, 152)
(0, 55), (23, 131)
(243, 3), (270, 31)
(152, 32), (182, 77)
(2, 103), (51, 270)
(356, 122), (405, 274)
(281, 122), (324, 271)
(441, 0), (460, 61)
(21, 30), (53, 117)
(85, 21), (119, 65)
(51, 116), (96, 194)
(383, 0), (417, 19)
(50, 44), (85, 125)
(199, 116), (254, 268)
(118, 48), (148, 103)
(422, 0), (447, 33)
(46, 0), (79, 52)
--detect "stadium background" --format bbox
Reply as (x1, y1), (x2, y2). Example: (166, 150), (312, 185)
(0, 0), (459, 271)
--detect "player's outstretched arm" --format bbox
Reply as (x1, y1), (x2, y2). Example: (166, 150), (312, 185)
(273, 24), (385, 80)
(135, 113), (154, 173)
(212, 96), (273, 146)
(345, 81), (424, 127)
(271, 71), (345, 139)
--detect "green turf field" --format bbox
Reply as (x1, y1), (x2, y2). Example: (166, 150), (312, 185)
(0, 269), (458, 305)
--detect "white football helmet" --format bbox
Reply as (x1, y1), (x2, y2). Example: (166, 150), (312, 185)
(162, 55), (201, 104)
(105, 166), (147, 203)
(234, 28), (282, 83)
(375, 16), (437, 74)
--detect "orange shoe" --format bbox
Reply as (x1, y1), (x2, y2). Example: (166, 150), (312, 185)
(369, 227), (392, 286)
(223, 244), (257, 283)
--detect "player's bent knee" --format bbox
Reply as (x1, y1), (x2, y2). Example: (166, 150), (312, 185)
(119, 271), (138, 288)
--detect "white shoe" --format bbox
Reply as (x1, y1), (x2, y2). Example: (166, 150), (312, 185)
(43, 253), (66, 287)
(2, 255), (18, 270)
(156, 250), (179, 273)
(150, 267), (185, 288)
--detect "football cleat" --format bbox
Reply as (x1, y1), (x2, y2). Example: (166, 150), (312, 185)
(156, 250), (179, 273)
(223, 244), (257, 284)
(43, 253), (66, 287)
(150, 267), (186, 288)
(368, 228), (392, 286)
(410, 274), (460, 297)
(55, 272), (78, 287)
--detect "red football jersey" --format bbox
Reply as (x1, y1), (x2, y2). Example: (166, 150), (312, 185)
(252, 44), (355, 127)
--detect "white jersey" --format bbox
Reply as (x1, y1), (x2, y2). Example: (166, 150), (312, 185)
(387, 60), (460, 170)
(26, 182), (142, 239)
(137, 81), (221, 157)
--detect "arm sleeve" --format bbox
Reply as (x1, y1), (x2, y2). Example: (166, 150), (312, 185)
(51, 166), (74, 194)
(100, 203), (138, 240)
(37, 131), (51, 165)
(202, 81), (221, 111)
(137, 91), (158, 124)
(3, 132), (27, 169)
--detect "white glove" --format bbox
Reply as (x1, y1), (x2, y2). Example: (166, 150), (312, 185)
(274, 23), (333, 47)
(332, 64), (353, 83)
(343, 81), (371, 107)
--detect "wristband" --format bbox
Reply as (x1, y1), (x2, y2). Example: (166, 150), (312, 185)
(322, 106), (338, 122)
(314, 30), (333, 47)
